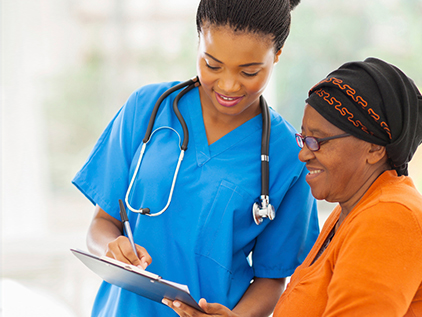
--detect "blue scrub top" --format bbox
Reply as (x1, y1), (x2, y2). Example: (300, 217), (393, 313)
(73, 81), (319, 317)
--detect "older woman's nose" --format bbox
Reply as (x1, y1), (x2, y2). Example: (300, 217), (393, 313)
(298, 145), (315, 162)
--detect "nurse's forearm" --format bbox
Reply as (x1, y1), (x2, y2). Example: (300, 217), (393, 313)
(232, 277), (285, 317)
(86, 205), (123, 256)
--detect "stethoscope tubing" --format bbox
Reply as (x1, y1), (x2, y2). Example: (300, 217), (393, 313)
(125, 127), (185, 216)
(125, 78), (199, 216)
(173, 83), (197, 150)
(143, 77), (199, 148)
(260, 96), (270, 197)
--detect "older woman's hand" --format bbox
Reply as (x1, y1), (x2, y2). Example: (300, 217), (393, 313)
(162, 298), (240, 317)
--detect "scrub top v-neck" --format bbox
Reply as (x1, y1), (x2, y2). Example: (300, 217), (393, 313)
(187, 88), (263, 166)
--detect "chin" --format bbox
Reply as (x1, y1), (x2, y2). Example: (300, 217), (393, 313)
(310, 188), (327, 201)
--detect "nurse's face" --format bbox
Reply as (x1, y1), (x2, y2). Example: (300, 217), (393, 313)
(197, 25), (281, 120)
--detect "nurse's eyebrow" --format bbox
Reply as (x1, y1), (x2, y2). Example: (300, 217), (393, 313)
(239, 62), (264, 67)
(204, 52), (263, 67)
(205, 53), (223, 64)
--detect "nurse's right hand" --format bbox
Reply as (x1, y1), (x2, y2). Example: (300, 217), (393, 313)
(106, 236), (152, 269)
(87, 205), (152, 270)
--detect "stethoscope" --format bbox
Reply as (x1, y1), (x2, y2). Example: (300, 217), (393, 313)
(125, 76), (275, 225)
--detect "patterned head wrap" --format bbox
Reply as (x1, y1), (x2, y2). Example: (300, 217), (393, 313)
(306, 57), (422, 176)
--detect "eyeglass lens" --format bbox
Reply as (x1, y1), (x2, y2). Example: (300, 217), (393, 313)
(305, 137), (319, 151)
(295, 134), (319, 151)
(295, 134), (304, 148)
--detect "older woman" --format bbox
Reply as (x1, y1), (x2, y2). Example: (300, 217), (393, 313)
(274, 58), (422, 316)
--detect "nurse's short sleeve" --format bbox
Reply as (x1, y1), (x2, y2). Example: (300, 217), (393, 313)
(72, 91), (142, 219)
(252, 166), (319, 278)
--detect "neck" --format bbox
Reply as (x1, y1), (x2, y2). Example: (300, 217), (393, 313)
(199, 87), (262, 144)
(336, 166), (389, 231)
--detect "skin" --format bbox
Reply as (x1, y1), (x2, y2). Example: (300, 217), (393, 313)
(162, 277), (285, 317)
(197, 25), (281, 144)
(87, 24), (284, 317)
(298, 104), (390, 231)
(87, 205), (151, 269)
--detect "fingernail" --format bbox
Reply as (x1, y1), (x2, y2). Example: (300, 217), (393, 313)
(174, 301), (181, 308)
(162, 299), (169, 306)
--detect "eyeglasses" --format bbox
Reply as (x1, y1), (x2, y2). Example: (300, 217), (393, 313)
(295, 133), (351, 151)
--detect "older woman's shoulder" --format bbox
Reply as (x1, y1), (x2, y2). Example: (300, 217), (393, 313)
(348, 172), (422, 237)
(378, 174), (422, 213)
(355, 171), (422, 211)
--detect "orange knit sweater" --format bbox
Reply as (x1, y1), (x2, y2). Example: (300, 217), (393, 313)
(274, 170), (422, 317)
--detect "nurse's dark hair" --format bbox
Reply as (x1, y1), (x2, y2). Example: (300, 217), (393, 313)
(196, 0), (300, 52)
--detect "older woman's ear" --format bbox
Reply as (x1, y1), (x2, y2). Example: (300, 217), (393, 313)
(367, 144), (388, 165)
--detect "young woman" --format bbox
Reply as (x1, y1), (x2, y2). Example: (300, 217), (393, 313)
(72, 0), (319, 316)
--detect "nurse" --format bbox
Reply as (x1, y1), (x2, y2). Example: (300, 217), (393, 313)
(72, 0), (319, 316)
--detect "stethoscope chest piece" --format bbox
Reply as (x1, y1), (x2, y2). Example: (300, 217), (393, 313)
(252, 196), (275, 225)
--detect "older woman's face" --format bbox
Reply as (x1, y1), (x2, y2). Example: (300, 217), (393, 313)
(299, 104), (373, 204)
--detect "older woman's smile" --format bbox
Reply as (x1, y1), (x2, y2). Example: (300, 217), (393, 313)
(306, 168), (324, 179)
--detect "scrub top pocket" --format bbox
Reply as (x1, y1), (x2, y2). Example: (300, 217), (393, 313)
(194, 179), (257, 303)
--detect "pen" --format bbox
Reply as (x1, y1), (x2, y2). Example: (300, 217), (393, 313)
(118, 199), (137, 255)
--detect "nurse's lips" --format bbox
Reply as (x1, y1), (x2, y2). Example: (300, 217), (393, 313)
(215, 92), (243, 107)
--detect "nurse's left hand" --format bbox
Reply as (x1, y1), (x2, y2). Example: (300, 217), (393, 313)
(162, 298), (239, 317)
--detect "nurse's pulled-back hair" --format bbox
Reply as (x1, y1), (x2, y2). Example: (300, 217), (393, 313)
(196, 0), (300, 52)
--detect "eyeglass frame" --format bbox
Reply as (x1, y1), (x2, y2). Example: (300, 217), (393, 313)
(295, 133), (351, 151)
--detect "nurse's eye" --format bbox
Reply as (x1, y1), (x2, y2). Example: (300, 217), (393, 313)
(242, 71), (260, 77)
(205, 62), (220, 70)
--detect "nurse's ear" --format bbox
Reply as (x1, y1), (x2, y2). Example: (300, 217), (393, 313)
(274, 46), (283, 64)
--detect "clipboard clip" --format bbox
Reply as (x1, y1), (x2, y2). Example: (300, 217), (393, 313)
(123, 264), (162, 280)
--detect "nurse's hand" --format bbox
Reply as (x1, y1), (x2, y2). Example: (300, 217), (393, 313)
(106, 236), (152, 269)
(162, 298), (239, 317)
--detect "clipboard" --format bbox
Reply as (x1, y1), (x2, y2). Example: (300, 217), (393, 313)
(71, 248), (204, 312)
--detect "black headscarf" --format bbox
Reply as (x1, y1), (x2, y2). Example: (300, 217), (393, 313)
(306, 57), (422, 176)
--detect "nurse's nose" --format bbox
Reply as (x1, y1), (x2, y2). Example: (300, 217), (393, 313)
(217, 75), (241, 93)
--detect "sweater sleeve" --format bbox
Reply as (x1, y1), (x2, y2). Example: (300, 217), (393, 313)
(323, 202), (422, 317)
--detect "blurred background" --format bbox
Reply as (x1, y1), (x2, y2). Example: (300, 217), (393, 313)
(2, 0), (422, 316)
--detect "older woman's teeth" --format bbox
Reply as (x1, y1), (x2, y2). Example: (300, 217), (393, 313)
(309, 170), (322, 175)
